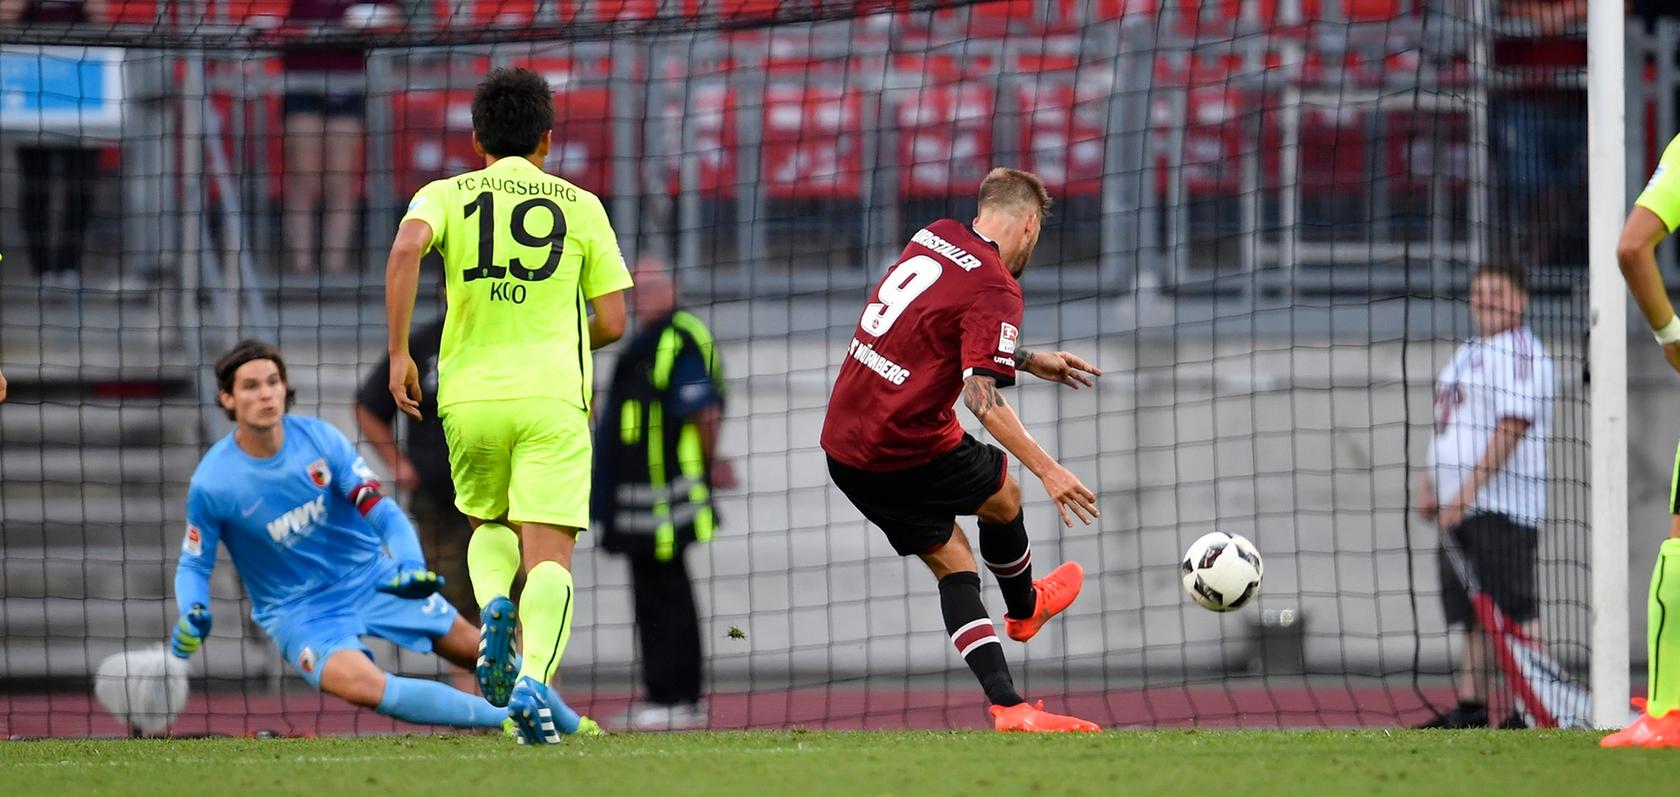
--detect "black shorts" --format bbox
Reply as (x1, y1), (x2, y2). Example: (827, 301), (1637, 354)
(283, 90), (365, 119)
(1438, 512), (1540, 626)
(827, 434), (1007, 557)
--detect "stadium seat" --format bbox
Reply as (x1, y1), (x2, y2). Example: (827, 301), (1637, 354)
(1299, 50), (1386, 88)
(1153, 52), (1278, 198)
(550, 86), (615, 191)
(1050, 0), (1159, 25)
(1014, 52), (1080, 74)
(895, 81), (995, 199)
(1015, 76), (1108, 198)
(407, 53), (614, 190)
(433, 0), (572, 26)
(589, 0), (700, 21)
(390, 89), (479, 197)
(929, 0), (1039, 36)
(717, 0), (780, 21)
(1170, 0), (1240, 40)
(1383, 109), (1468, 194)
(892, 52), (998, 81)
(206, 0), (289, 23)
(1169, 0), (1337, 38)
(660, 83), (738, 198)
(1297, 105), (1366, 198)
(224, 57), (290, 202)
(761, 55), (856, 78)
(105, 0), (161, 24)
(1341, 0), (1403, 22)
(507, 54), (614, 85)
(760, 84), (864, 201)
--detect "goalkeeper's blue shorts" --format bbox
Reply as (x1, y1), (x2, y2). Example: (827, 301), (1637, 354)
(261, 559), (457, 688)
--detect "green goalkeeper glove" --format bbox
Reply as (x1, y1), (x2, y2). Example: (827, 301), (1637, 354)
(376, 564), (444, 600)
(170, 604), (211, 660)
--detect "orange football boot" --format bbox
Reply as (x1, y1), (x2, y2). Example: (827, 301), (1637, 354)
(1005, 561), (1084, 643)
(990, 700), (1101, 733)
(1601, 701), (1680, 749)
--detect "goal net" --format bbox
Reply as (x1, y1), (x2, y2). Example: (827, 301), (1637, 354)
(0, 0), (1622, 736)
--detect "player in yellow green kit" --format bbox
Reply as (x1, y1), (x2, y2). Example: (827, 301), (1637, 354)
(1605, 131), (1680, 749)
(383, 67), (631, 745)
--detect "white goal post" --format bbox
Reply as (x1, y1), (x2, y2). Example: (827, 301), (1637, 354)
(1587, 0), (1631, 731)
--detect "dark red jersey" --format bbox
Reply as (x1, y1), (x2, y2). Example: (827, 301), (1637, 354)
(821, 219), (1023, 471)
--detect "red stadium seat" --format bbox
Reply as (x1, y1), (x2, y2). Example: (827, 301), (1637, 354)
(507, 54), (613, 84)
(931, 0), (1038, 35)
(893, 52), (997, 80)
(1015, 76), (1108, 197)
(1383, 110), (1468, 193)
(762, 56), (856, 77)
(105, 0), (161, 24)
(760, 84), (864, 200)
(1299, 50), (1386, 87)
(1175, 0), (1349, 36)
(967, 0), (1038, 29)
(1153, 53), (1279, 197)
(1343, 0), (1402, 21)
(590, 0), (699, 20)
(389, 89), (479, 198)
(660, 83), (738, 198)
(1172, 0), (1240, 39)
(207, 0), (289, 23)
(259, 58), (287, 200)
(1257, 0), (1321, 22)
(1180, 85), (1246, 195)
(1297, 105), (1366, 197)
(717, 0), (780, 20)
(434, 0), (572, 26)
(896, 81), (995, 199)
(549, 86), (614, 191)
(388, 59), (633, 201)
(1051, 0), (1159, 24)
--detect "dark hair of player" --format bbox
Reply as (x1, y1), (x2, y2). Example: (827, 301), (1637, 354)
(214, 339), (296, 421)
(978, 167), (1053, 219)
(1474, 261), (1528, 294)
(471, 67), (555, 159)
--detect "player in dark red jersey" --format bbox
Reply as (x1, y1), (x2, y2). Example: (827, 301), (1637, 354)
(821, 168), (1102, 733)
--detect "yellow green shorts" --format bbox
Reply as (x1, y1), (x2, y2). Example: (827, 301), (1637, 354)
(441, 398), (591, 529)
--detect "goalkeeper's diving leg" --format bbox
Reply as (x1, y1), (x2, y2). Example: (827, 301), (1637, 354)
(316, 614), (510, 729)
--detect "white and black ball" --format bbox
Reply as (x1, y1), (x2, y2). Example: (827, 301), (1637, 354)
(1181, 531), (1264, 612)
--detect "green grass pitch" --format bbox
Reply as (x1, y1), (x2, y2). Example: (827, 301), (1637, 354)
(5, 730), (1678, 796)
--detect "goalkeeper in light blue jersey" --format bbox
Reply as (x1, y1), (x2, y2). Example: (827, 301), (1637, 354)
(170, 340), (591, 735)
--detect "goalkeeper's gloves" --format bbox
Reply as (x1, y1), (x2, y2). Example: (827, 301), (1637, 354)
(376, 563), (444, 599)
(170, 604), (212, 660)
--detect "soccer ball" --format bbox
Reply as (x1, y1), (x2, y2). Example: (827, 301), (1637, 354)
(94, 644), (190, 734)
(1180, 532), (1263, 612)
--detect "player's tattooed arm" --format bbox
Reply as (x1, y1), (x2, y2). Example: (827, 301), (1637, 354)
(1013, 347), (1034, 370)
(962, 374), (1005, 420)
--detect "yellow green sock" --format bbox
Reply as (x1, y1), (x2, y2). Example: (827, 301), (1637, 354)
(1649, 538), (1680, 717)
(467, 522), (521, 609)
(517, 560), (576, 684)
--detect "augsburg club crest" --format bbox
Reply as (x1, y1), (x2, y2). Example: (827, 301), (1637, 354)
(306, 458), (330, 488)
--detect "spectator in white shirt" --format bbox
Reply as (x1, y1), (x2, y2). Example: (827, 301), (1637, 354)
(1417, 262), (1555, 729)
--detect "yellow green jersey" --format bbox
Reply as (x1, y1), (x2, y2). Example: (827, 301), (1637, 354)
(1637, 133), (1680, 232)
(402, 156), (633, 411)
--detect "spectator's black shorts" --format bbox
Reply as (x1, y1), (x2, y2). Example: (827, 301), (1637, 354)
(1438, 512), (1540, 626)
(283, 90), (365, 119)
(827, 434), (1007, 557)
